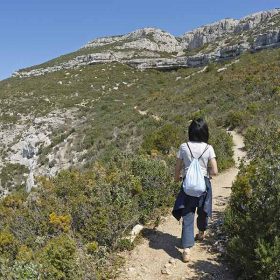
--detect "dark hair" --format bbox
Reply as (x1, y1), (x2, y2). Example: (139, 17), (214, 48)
(188, 118), (209, 143)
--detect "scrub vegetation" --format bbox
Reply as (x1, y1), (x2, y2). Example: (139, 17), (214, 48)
(225, 126), (280, 279)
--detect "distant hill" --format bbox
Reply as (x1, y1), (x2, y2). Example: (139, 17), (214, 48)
(13, 8), (280, 77)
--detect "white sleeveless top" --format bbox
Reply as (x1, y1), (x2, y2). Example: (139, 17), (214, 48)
(177, 141), (216, 177)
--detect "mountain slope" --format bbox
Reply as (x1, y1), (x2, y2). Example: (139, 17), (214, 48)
(1, 45), (280, 194)
(13, 8), (280, 77)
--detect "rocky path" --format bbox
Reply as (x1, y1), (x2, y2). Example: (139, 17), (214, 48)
(117, 131), (245, 280)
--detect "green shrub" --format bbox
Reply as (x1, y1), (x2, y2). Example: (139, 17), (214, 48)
(131, 155), (176, 221)
(205, 63), (215, 72)
(49, 212), (72, 233)
(244, 125), (280, 159)
(116, 238), (134, 251)
(0, 230), (18, 259)
(86, 241), (99, 255)
(10, 261), (41, 280)
(39, 234), (78, 280)
(209, 127), (234, 171)
(142, 124), (183, 154)
(16, 245), (34, 262)
(0, 163), (28, 191)
(225, 128), (280, 279)
(225, 110), (250, 130)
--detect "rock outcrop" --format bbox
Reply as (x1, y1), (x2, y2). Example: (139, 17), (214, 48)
(235, 9), (280, 32)
(181, 9), (280, 50)
(181, 18), (240, 50)
(13, 8), (280, 78)
(253, 29), (280, 50)
(84, 28), (183, 53)
(0, 108), (85, 195)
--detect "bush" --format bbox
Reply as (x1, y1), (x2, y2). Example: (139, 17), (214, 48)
(39, 234), (78, 280)
(142, 124), (183, 154)
(116, 238), (134, 251)
(86, 241), (99, 254)
(0, 151), (180, 278)
(225, 110), (250, 130)
(10, 261), (41, 280)
(209, 127), (234, 171)
(244, 125), (280, 159)
(0, 163), (28, 192)
(225, 128), (280, 279)
(133, 157), (177, 223)
(49, 212), (72, 233)
(0, 230), (18, 259)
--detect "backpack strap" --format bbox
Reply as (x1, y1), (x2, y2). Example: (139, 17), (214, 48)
(187, 143), (209, 160)
(186, 143), (194, 159)
(199, 144), (209, 172)
(187, 143), (209, 174)
(198, 144), (209, 160)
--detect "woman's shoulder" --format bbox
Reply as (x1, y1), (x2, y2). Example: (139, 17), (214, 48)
(194, 142), (215, 152)
(188, 141), (209, 146)
(204, 143), (215, 152)
(206, 144), (216, 158)
(207, 143), (214, 150)
(179, 142), (214, 149)
(179, 142), (188, 149)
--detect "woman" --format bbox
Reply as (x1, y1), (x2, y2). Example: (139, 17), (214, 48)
(172, 118), (218, 262)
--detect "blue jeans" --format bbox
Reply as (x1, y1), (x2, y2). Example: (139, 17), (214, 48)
(181, 205), (208, 249)
(172, 177), (212, 248)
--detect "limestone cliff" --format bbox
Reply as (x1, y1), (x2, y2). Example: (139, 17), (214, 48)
(13, 9), (280, 76)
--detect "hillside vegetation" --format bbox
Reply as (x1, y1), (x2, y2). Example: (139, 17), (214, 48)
(225, 127), (280, 279)
(0, 46), (280, 278)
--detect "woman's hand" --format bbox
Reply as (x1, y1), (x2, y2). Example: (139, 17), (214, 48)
(174, 158), (183, 182)
(209, 158), (218, 176)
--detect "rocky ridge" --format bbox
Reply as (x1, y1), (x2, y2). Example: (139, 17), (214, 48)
(181, 9), (280, 49)
(13, 8), (280, 78)
(85, 28), (183, 53)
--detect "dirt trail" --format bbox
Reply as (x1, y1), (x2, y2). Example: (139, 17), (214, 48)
(117, 131), (245, 280)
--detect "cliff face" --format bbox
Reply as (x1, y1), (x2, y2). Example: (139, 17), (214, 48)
(181, 9), (280, 50)
(181, 18), (240, 50)
(13, 8), (280, 77)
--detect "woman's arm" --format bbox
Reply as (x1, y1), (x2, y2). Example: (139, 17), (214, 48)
(209, 158), (218, 176)
(174, 158), (183, 182)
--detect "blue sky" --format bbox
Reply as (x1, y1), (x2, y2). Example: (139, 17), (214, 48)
(0, 0), (279, 80)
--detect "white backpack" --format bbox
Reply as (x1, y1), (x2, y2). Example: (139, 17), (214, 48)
(183, 143), (208, 197)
